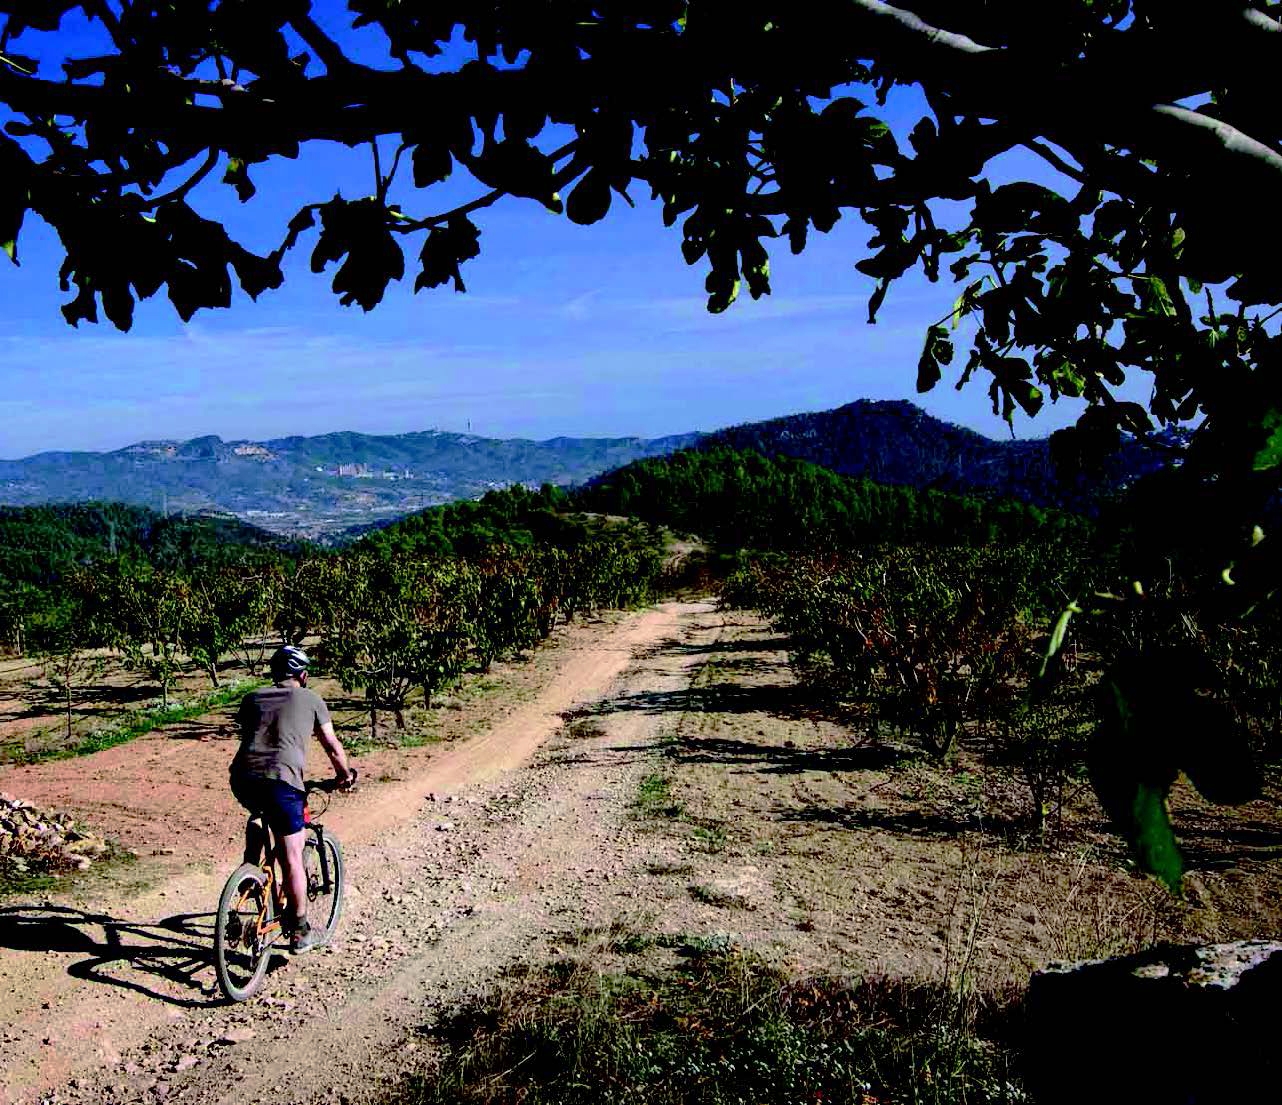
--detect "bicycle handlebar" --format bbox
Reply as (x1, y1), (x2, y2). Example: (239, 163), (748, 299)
(305, 769), (359, 795)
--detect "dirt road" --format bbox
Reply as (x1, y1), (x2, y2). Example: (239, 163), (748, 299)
(0, 600), (719, 1105)
(8, 595), (1280, 1105)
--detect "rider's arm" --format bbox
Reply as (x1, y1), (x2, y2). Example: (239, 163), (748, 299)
(316, 720), (353, 784)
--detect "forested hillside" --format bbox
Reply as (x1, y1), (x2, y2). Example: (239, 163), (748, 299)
(0, 503), (293, 589)
(702, 399), (1169, 511)
(578, 447), (1089, 550)
(347, 484), (591, 558)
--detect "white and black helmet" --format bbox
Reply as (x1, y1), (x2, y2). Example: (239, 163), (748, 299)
(270, 644), (311, 681)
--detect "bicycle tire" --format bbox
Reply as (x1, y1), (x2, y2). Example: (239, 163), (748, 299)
(214, 862), (276, 1002)
(303, 830), (345, 942)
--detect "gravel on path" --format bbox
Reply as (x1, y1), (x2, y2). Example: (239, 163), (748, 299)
(2, 601), (722, 1105)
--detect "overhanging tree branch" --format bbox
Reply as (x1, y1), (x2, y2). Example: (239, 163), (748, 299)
(833, 1), (1282, 199)
(0, 0), (1277, 478)
(1148, 102), (1282, 180)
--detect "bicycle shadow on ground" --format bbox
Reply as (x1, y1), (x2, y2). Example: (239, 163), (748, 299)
(0, 904), (282, 1008)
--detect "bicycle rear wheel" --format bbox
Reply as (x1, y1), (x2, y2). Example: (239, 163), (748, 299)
(214, 863), (276, 1002)
(303, 830), (345, 941)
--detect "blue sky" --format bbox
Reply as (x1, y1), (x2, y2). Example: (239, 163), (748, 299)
(0, 6), (1143, 459)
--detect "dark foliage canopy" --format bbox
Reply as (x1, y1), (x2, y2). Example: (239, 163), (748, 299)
(1, 2), (1280, 494)
(579, 445), (1088, 550)
(0, 501), (291, 588)
(349, 482), (584, 558)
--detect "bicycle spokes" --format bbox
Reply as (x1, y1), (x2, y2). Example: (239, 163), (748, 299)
(217, 811), (347, 1000)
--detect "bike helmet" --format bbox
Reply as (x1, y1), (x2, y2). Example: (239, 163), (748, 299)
(270, 644), (311, 681)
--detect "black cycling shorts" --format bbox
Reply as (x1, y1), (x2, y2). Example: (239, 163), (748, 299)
(230, 772), (306, 837)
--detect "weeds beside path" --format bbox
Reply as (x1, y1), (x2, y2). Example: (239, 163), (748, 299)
(400, 955), (1026, 1105)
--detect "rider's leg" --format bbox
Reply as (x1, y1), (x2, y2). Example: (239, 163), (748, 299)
(276, 827), (308, 928)
(243, 817), (268, 865)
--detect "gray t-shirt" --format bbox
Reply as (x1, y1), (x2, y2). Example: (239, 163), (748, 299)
(231, 684), (332, 792)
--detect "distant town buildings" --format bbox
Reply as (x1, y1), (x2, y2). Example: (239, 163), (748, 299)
(324, 463), (415, 480)
(233, 443), (274, 459)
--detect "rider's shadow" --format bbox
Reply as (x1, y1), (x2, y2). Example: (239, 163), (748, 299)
(0, 904), (278, 1008)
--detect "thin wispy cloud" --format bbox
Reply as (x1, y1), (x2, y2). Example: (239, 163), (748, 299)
(560, 290), (600, 321)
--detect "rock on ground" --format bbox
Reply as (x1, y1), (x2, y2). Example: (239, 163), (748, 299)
(1025, 939), (1282, 1105)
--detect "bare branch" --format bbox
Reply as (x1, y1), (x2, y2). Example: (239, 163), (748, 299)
(1242, 8), (1282, 35)
(393, 187), (505, 234)
(833, 2), (1282, 217)
(1148, 103), (1282, 181)
(844, 0), (998, 57)
(384, 141), (410, 195)
(371, 139), (383, 200)
(1022, 140), (1088, 184)
(288, 10), (367, 76)
(139, 149), (219, 210)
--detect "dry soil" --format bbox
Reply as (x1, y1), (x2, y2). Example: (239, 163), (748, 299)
(1, 601), (1279, 1105)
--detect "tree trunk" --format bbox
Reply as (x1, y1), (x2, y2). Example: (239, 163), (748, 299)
(65, 679), (73, 743)
(206, 660), (220, 689)
(394, 708), (405, 730)
(369, 701), (379, 741)
(942, 719), (959, 763)
(927, 717), (959, 763)
(1030, 780), (1047, 841)
(422, 684), (432, 708)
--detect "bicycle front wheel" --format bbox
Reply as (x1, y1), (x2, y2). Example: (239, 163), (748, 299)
(303, 830), (345, 942)
(214, 863), (276, 1002)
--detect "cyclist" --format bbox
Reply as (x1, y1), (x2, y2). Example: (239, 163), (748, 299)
(229, 644), (353, 954)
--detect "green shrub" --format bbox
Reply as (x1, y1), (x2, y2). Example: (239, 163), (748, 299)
(393, 953), (1027, 1105)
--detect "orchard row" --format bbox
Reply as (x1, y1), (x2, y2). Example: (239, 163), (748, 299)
(22, 524), (665, 740)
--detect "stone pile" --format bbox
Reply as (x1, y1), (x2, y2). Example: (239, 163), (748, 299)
(0, 792), (110, 875)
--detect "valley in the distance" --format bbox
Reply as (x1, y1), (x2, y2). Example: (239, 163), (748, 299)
(0, 398), (1165, 538)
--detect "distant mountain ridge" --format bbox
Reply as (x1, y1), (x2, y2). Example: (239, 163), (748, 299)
(0, 428), (698, 536)
(0, 400), (1168, 535)
(701, 400), (1168, 511)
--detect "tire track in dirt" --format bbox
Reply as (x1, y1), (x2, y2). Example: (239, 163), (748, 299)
(0, 601), (716, 1105)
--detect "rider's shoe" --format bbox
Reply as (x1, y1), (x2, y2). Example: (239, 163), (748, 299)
(290, 918), (323, 954)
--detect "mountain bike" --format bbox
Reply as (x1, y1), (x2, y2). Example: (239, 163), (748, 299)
(214, 772), (357, 1002)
